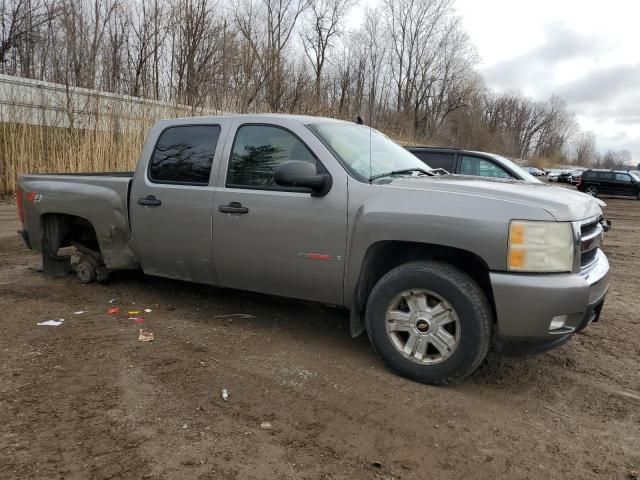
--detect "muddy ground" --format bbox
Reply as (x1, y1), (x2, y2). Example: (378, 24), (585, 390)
(0, 196), (639, 480)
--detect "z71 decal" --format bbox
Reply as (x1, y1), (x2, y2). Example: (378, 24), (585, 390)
(25, 192), (43, 203)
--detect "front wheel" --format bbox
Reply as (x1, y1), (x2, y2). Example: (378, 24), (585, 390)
(366, 261), (492, 385)
(585, 185), (599, 196)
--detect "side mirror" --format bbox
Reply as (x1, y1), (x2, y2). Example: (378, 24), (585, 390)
(274, 160), (331, 196)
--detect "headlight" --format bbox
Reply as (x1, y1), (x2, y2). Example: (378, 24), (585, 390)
(508, 221), (574, 272)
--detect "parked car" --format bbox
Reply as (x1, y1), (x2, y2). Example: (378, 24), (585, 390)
(405, 146), (542, 183)
(547, 169), (564, 182)
(577, 169), (640, 199)
(558, 169), (584, 183)
(527, 167), (545, 176)
(17, 115), (610, 385)
(569, 170), (584, 184)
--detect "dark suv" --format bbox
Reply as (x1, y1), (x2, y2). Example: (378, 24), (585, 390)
(577, 169), (640, 199)
(405, 146), (539, 182)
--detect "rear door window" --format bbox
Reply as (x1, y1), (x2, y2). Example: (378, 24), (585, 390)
(412, 151), (455, 171)
(460, 156), (512, 178)
(226, 124), (317, 189)
(149, 125), (220, 185)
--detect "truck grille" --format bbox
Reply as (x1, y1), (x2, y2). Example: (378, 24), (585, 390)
(581, 249), (598, 266)
(579, 216), (603, 269)
(580, 219), (600, 237)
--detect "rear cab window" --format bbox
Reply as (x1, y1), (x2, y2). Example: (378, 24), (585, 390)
(149, 125), (221, 185)
(412, 151), (455, 172)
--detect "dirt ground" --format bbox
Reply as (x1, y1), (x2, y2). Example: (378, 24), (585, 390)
(1, 195), (639, 480)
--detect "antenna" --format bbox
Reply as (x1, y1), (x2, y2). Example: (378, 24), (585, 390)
(369, 119), (372, 181)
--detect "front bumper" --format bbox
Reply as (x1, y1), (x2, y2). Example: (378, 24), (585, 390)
(490, 249), (609, 345)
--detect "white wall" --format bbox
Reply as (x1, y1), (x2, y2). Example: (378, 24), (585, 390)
(0, 74), (217, 132)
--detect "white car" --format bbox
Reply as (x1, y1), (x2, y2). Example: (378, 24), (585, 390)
(546, 169), (564, 182)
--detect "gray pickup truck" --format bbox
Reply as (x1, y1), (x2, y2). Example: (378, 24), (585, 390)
(17, 114), (610, 384)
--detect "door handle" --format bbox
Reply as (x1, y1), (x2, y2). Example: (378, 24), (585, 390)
(137, 195), (162, 207)
(219, 202), (249, 214)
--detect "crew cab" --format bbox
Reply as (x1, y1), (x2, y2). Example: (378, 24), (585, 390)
(17, 115), (610, 385)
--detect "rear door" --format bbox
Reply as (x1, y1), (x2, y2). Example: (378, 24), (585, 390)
(614, 173), (635, 196)
(598, 172), (614, 194)
(130, 123), (224, 284)
(211, 121), (348, 304)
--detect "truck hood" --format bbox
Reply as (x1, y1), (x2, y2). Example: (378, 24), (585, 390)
(383, 175), (602, 221)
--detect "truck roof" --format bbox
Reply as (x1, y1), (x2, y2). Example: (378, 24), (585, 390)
(157, 113), (349, 127)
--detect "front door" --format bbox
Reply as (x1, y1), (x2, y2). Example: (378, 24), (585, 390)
(614, 173), (635, 196)
(212, 123), (347, 305)
(130, 124), (223, 284)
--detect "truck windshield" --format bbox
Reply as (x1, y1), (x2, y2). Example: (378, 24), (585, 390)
(308, 122), (431, 181)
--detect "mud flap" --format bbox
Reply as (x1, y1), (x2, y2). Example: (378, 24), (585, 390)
(350, 308), (365, 338)
(42, 216), (71, 277)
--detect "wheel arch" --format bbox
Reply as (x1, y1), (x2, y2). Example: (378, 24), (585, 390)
(39, 213), (102, 277)
(41, 212), (101, 252)
(349, 240), (495, 337)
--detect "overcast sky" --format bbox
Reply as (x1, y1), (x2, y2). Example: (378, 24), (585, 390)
(348, 0), (640, 162)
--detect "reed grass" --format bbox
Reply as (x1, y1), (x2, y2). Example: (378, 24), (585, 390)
(0, 122), (149, 196)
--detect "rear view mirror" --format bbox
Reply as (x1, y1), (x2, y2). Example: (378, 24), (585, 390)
(274, 161), (331, 196)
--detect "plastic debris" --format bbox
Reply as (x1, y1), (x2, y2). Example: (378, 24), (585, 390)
(107, 306), (120, 315)
(128, 310), (141, 315)
(129, 317), (145, 325)
(73, 310), (86, 315)
(108, 298), (117, 304)
(260, 421), (273, 430)
(138, 329), (154, 342)
(144, 308), (152, 313)
(37, 319), (64, 326)
(182, 424), (188, 430)
(221, 388), (229, 401)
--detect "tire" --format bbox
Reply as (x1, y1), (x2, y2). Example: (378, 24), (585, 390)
(585, 185), (598, 196)
(365, 261), (492, 385)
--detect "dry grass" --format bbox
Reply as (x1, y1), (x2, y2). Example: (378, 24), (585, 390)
(0, 122), (148, 196)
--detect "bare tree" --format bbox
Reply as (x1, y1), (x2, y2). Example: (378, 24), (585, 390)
(170, 0), (224, 109)
(300, 0), (353, 101)
(234, 0), (308, 111)
(573, 131), (596, 166)
(0, 0), (54, 74)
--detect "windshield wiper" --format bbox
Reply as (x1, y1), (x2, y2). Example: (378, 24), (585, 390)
(368, 168), (433, 183)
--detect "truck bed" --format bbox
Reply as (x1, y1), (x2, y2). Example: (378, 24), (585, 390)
(40, 171), (134, 177)
(18, 173), (137, 270)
